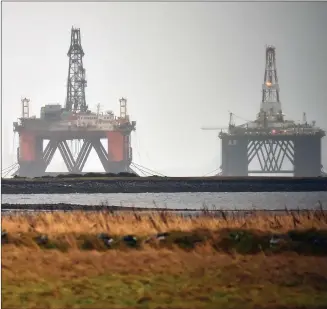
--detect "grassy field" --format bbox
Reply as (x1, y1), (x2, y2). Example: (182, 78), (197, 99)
(2, 208), (327, 309)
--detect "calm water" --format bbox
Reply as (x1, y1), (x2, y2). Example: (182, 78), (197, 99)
(2, 192), (327, 210)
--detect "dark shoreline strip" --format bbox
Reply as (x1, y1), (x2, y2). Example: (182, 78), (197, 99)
(2, 177), (327, 194)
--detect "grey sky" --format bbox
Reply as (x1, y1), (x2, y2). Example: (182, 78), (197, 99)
(2, 2), (327, 176)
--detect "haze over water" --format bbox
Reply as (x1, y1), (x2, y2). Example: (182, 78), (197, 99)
(3, 192), (327, 210)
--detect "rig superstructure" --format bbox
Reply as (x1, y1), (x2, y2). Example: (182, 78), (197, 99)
(202, 45), (326, 177)
(13, 27), (136, 178)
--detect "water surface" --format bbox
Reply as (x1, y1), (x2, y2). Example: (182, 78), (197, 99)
(3, 192), (327, 210)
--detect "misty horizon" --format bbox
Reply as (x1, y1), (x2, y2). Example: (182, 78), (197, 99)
(2, 2), (327, 177)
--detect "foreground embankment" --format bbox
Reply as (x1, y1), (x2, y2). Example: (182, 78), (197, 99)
(2, 176), (327, 194)
(2, 203), (325, 216)
(2, 210), (327, 308)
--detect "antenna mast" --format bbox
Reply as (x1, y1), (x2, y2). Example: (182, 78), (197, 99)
(228, 112), (235, 128)
(119, 97), (127, 119)
(96, 103), (101, 117)
(21, 98), (30, 119)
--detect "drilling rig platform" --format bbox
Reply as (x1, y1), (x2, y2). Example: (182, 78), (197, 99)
(202, 45), (326, 177)
(13, 27), (136, 178)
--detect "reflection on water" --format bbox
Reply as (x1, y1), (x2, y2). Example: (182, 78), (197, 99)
(2, 191), (327, 210)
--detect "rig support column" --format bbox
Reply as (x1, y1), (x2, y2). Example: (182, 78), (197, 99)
(17, 134), (46, 177)
(106, 131), (132, 174)
(294, 136), (321, 177)
(221, 137), (248, 176)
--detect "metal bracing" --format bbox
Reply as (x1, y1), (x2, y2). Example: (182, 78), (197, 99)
(58, 140), (76, 172)
(247, 139), (294, 173)
(43, 140), (59, 166)
(92, 139), (110, 172)
(40, 138), (129, 174)
(74, 140), (92, 172)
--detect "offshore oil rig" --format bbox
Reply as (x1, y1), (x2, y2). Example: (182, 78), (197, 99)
(9, 29), (326, 178)
(202, 45), (326, 177)
(13, 27), (136, 178)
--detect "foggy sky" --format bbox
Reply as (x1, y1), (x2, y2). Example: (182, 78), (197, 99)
(2, 2), (327, 176)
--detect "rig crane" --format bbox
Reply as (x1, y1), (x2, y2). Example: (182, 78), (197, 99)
(201, 112), (235, 132)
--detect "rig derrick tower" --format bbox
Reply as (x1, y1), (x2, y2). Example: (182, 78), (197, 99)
(202, 45), (325, 177)
(13, 27), (136, 178)
(66, 28), (88, 113)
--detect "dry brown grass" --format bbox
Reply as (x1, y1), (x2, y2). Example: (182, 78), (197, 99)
(2, 245), (326, 281)
(2, 209), (327, 308)
(3, 245), (327, 309)
(2, 208), (327, 236)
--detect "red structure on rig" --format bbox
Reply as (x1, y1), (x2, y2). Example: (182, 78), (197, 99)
(13, 27), (136, 178)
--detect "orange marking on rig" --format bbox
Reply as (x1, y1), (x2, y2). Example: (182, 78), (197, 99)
(107, 131), (124, 162)
(19, 132), (36, 162)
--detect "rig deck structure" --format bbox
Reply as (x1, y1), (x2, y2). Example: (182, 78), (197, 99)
(13, 27), (136, 178)
(202, 45), (326, 177)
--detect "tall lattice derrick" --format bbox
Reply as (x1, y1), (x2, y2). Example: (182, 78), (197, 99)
(65, 27), (88, 113)
(259, 45), (283, 121)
